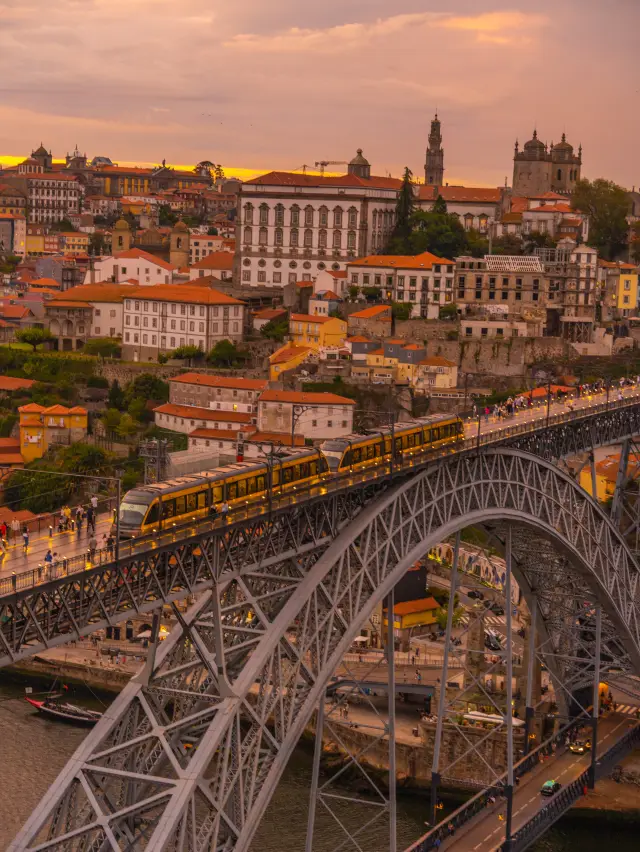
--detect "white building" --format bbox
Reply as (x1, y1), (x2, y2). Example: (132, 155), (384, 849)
(122, 284), (246, 361)
(169, 373), (267, 409)
(416, 185), (504, 234)
(347, 252), (455, 319)
(258, 390), (355, 441)
(45, 283), (131, 339)
(236, 151), (400, 288)
(189, 252), (234, 281)
(153, 403), (255, 435)
(10, 158), (82, 224)
(87, 248), (176, 286)
(189, 235), (233, 264)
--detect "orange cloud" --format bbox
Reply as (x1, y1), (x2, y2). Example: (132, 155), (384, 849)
(437, 11), (548, 41)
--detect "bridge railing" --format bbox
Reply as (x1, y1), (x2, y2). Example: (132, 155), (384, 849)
(404, 712), (593, 852)
(2, 390), (640, 600)
(501, 723), (640, 852)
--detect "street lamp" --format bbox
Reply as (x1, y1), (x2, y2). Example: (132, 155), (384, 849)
(291, 404), (312, 447)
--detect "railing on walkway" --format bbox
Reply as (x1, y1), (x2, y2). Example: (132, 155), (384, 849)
(2, 390), (640, 600)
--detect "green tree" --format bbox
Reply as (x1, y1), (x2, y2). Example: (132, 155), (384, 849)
(50, 218), (76, 232)
(116, 413), (138, 438)
(523, 231), (557, 253)
(158, 204), (178, 227)
(108, 379), (125, 409)
(435, 604), (465, 630)
(207, 340), (248, 367)
(361, 286), (382, 301)
(348, 285), (359, 301)
(439, 302), (458, 320)
(391, 302), (412, 321)
(492, 234), (525, 255)
(124, 374), (169, 406)
(207, 226), (218, 236)
(390, 167), (415, 252)
(572, 178), (630, 260)
(631, 222), (640, 263)
(432, 194), (448, 214)
(406, 209), (467, 259)
(261, 317), (289, 342)
(127, 397), (151, 423)
(169, 344), (205, 365)
(89, 232), (108, 255)
(466, 229), (489, 258)
(83, 338), (121, 358)
(101, 408), (122, 432)
(15, 327), (54, 351)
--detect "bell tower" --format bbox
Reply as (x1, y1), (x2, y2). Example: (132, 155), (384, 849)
(424, 113), (444, 187)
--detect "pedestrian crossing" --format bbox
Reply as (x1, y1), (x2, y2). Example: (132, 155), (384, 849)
(459, 614), (506, 628)
(615, 703), (640, 717)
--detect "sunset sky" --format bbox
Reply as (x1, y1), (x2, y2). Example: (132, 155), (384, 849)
(0, 1), (636, 187)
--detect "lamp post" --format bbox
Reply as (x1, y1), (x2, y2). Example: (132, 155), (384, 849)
(291, 404), (312, 448)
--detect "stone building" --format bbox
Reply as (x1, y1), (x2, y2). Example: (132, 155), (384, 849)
(168, 373), (267, 409)
(455, 255), (547, 311)
(512, 131), (582, 197)
(424, 113), (444, 186)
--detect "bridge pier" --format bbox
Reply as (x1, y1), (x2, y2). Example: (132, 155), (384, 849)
(589, 605), (602, 789)
(522, 597), (538, 756)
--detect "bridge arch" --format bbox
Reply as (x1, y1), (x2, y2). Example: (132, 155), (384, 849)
(11, 449), (640, 852)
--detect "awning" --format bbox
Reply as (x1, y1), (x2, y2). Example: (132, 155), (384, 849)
(352, 636), (368, 644)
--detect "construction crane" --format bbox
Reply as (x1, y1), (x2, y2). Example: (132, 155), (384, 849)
(314, 160), (348, 176)
(291, 164), (311, 174)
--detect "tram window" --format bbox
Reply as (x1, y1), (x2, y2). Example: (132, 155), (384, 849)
(342, 450), (352, 467)
(257, 475), (266, 491)
(384, 438), (392, 454)
(197, 492), (206, 509)
(247, 477), (257, 495)
(407, 434), (415, 447)
(227, 482), (238, 500)
(283, 467), (293, 483)
(163, 500), (175, 519)
(309, 462), (317, 477)
(300, 462), (309, 478)
(272, 469), (280, 486)
(238, 479), (247, 497)
(432, 428), (440, 442)
(395, 437), (402, 452)
(424, 429), (432, 444)
(414, 431), (422, 445)
(175, 496), (186, 516)
(213, 485), (223, 503)
(144, 503), (160, 525)
(352, 448), (362, 463)
(186, 493), (197, 513)
(374, 443), (382, 457)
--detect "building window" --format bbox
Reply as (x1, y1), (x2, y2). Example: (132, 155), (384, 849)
(348, 207), (357, 228)
(243, 226), (252, 244)
(333, 231), (341, 249)
(259, 227), (268, 245)
(333, 208), (343, 228)
(244, 203), (254, 224)
(304, 228), (313, 247)
(275, 204), (284, 226)
(290, 228), (299, 247)
(259, 204), (269, 225)
(258, 271), (266, 282)
(275, 228), (283, 246)
(305, 206), (314, 226)
(319, 206), (328, 227)
(290, 205), (300, 226)
(318, 229), (327, 248)
(347, 231), (356, 250)
(242, 270), (251, 282)
(273, 272), (282, 283)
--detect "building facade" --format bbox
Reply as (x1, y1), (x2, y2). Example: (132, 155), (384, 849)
(424, 113), (444, 186)
(288, 313), (347, 350)
(455, 255), (547, 310)
(257, 390), (355, 440)
(512, 131), (582, 197)
(168, 373), (267, 409)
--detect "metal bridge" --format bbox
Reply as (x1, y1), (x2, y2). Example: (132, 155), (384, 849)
(4, 391), (640, 852)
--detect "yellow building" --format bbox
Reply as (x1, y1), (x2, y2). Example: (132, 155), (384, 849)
(268, 344), (314, 381)
(599, 260), (639, 317)
(26, 225), (46, 256)
(19, 403), (88, 463)
(289, 313), (347, 351)
(383, 597), (440, 646)
(617, 266), (638, 313)
(579, 452), (640, 503)
(357, 344), (458, 391)
(60, 232), (90, 255)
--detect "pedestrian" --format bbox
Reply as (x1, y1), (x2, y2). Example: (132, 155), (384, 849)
(484, 406), (490, 423)
(11, 516), (20, 542)
(0, 520), (7, 543)
(106, 534), (114, 558)
(91, 494), (98, 511)
(88, 534), (97, 562)
(76, 505), (84, 532)
(22, 526), (29, 553)
(44, 549), (53, 566)
(221, 501), (230, 523)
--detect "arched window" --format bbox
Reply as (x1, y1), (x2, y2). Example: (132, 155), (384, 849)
(318, 229), (327, 248)
(333, 230), (342, 249)
(290, 228), (299, 247)
(176, 237), (182, 249)
(244, 203), (254, 225)
(304, 205), (314, 226)
(290, 205), (300, 227)
(348, 207), (358, 228)
(274, 228), (283, 247)
(347, 231), (356, 250)
(243, 226), (252, 244)
(304, 228), (313, 247)
(259, 203), (269, 225)
(275, 204), (284, 226)
(259, 227), (268, 245)
(333, 207), (343, 228)
(319, 206), (328, 227)
(557, 169), (562, 181)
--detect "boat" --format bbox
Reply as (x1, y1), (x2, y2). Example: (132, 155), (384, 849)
(25, 696), (102, 726)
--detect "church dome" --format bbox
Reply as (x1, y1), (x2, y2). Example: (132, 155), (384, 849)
(113, 218), (130, 231)
(349, 148), (370, 167)
(523, 130), (545, 151)
(32, 144), (49, 157)
(552, 133), (573, 152)
(172, 219), (189, 233)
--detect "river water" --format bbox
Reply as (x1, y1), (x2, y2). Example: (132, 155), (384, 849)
(0, 677), (636, 851)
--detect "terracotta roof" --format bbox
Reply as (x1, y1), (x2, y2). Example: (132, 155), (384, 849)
(385, 597), (440, 616)
(154, 403), (253, 423)
(19, 403), (45, 413)
(254, 308), (287, 320)
(0, 376), (36, 391)
(30, 278), (61, 288)
(96, 166), (154, 175)
(191, 252), (234, 271)
(313, 290), (341, 300)
(188, 426), (256, 441)
(250, 431), (305, 446)
(403, 343), (425, 351)
(169, 373), (267, 391)
(500, 213), (523, 224)
(528, 192), (567, 200)
(419, 356), (456, 367)
(595, 453), (640, 484)
(128, 285), (244, 306)
(326, 270), (348, 278)
(245, 171), (402, 191)
(0, 453), (23, 465)
(259, 390), (355, 405)
(368, 348), (385, 356)
(509, 197), (529, 214)
(599, 260), (638, 271)
(385, 338), (404, 344)
(418, 186), (502, 203)
(26, 173), (79, 182)
(349, 305), (391, 319)
(1, 305), (33, 319)
(269, 345), (313, 365)
(46, 300), (92, 309)
(0, 437), (21, 448)
(527, 203), (572, 214)
(50, 284), (130, 303)
(113, 248), (175, 271)
(349, 251), (455, 269)
(43, 404), (84, 415)
(290, 313), (337, 324)
(347, 335), (372, 343)
(296, 280), (314, 288)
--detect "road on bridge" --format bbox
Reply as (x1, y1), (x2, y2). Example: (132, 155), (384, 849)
(442, 713), (637, 852)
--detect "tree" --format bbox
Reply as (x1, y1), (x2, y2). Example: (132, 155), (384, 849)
(348, 285), (360, 301)
(50, 218), (76, 232)
(439, 302), (458, 321)
(432, 194), (448, 214)
(169, 344), (205, 365)
(116, 413), (138, 438)
(108, 379), (125, 409)
(260, 317), (289, 342)
(390, 167), (415, 252)
(207, 340), (248, 367)
(207, 226), (219, 236)
(572, 178), (630, 260)
(15, 327), (54, 351)
(391, 302), (412, 321)
(631, 222), (640, 263)
(158, 204), (178, 227)
(83, 338), (121, 358)
(435, 604), (465, 630)
(124, 374), (169, 406)
(466, 229), (490, 258)
(89, 232), (108, 256)
(406, 209), (467, 259)
(361, 286), (382, 301)
(492, 234), (525, 256)
(101, 408), (122, 432)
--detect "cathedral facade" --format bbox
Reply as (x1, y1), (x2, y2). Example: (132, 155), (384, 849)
(512, 131), (582, 196)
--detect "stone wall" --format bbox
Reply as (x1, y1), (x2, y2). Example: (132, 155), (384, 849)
(99, 361), (269, 387)
(424, 337), (576, 378)
(395, 319), (456, 341)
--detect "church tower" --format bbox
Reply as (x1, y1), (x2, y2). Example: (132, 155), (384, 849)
(170, 220), (190, 268)
(424, 113), (444, 187)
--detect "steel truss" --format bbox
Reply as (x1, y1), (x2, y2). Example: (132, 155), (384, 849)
(11, 449), (640, 852)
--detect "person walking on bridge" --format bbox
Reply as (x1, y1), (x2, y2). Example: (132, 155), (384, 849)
(11, 516), (20, 542)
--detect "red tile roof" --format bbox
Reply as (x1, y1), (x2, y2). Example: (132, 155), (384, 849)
(129, 285), (244, 306)
(349, 305), (392, 319)
(419, 356), (456, 367)
(269, 345), (313, 365)
(191, 252), (234, 271)
(154, 403), (253, 423)
(386, 597), (440, 616)
(418, 186), (502, 203)
(245, 171), (402, 191)
(349, 251), (454, 269)
(290, 313), (338, 324)
(189, 426), (255, 441)
(114, 248), (175, 270)
(0, 376), (36, 392)
(259, 390), (355, 405)
(170, 373), (267, 391)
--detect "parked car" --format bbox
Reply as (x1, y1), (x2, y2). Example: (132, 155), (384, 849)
(540, 780), (562, 797)
(468, 590), (484, 600)
(569, 740), (591, 754)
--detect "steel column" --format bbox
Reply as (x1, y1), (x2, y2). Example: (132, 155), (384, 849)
(590, 452), (598, 502)
(429, 531), (460, 825)
(504, 526), (515, 849)
(386, 588), (397, 852)
(589, 605), (602, 789)
(611, 438), (631, 524)
(305, 692), (326, 852)
(523, 597), (537, 755)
